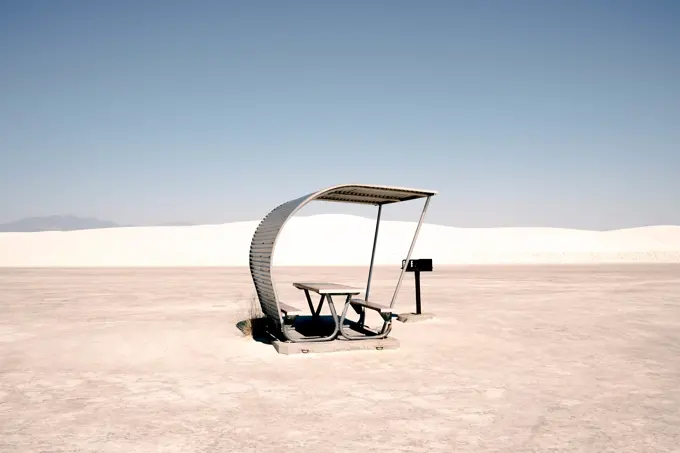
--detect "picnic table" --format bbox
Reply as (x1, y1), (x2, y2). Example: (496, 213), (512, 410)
(292, 282), (394, 340)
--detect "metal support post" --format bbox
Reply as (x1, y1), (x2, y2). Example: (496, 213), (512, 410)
(365, 204), (382, 301)
(414, 270), (422, 314)
(390, 196), (431, 308)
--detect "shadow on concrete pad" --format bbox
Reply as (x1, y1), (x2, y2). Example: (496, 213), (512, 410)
(235, 314), (340, 345)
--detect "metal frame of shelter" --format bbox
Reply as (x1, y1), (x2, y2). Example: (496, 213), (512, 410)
(249, 184), (437, 342)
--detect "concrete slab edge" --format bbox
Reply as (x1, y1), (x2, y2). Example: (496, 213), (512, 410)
(272, 337), (400, 355)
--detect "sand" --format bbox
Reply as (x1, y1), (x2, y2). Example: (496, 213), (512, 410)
(0, 214), (679, 267)
(1, 264), (679, 452)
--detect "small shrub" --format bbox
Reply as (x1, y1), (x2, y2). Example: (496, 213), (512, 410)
(238, 294), (267, 338)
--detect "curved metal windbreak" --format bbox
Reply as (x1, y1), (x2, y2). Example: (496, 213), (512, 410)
(249, 184), (437, 326)
(249, 193), (311, 324)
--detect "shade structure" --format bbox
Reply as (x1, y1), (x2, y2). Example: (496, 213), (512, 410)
(249, 184), (437, 330)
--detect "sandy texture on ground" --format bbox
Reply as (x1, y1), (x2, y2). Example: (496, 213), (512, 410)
(1, 215), (679, 266)
(1, 265), (679, 452)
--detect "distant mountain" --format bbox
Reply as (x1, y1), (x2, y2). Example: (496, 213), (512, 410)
(0, 215), (120, 232)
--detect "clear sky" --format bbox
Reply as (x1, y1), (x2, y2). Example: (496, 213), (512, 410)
(1, 0), (678, 230)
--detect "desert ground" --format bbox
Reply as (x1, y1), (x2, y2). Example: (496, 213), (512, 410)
(1, 264), (679, 452)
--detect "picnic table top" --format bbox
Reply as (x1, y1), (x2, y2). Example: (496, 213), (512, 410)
(292, 282), (363, 295)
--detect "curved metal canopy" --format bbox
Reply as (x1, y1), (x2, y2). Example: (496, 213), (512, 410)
(312, 184), (437, 205)
(249, 184), (437, 324)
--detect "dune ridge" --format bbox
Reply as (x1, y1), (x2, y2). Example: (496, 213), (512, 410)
(0, 214), (679, 267)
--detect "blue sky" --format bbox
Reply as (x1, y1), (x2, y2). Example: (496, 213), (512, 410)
(1, 0), (678, 229)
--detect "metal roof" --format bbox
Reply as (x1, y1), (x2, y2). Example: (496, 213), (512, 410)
(313, 184), (437, 205)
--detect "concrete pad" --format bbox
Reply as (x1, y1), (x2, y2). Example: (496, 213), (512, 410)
(397, 312), (435, 323)
(272, 336), (399, 355)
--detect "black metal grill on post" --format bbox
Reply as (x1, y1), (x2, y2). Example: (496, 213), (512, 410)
(400, 258), (433, 315)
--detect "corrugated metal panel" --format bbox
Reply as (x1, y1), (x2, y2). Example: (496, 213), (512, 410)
(249, 194), (310, 324)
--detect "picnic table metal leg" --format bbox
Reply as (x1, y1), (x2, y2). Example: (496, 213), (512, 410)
(358, 310), (366, 328)
(281, 290), (340, 343)
(304, 290), (325, 318)
(337, 295), (393, 340)
(314, 295), (325, 316)
(281, 298), (340, 343)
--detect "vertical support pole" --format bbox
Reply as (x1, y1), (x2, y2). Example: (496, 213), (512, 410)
(390, 196), (431, 308)
(414, 270), (422, 314)
(365, 204), (382, 301)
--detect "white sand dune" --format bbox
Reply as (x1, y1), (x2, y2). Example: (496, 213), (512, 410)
(0, 214), (679, 267)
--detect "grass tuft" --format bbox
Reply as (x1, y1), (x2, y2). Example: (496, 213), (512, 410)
(237, 294), (268, 338)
